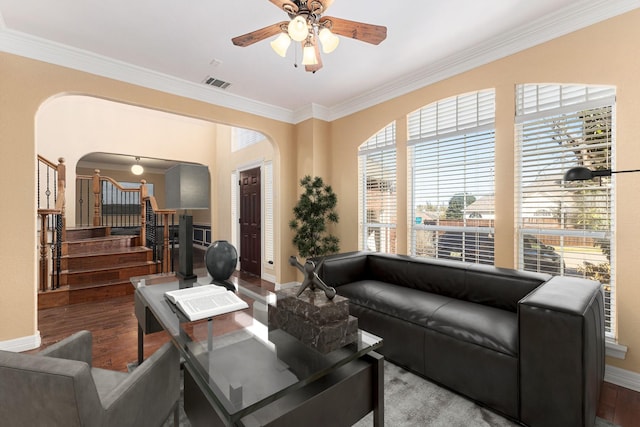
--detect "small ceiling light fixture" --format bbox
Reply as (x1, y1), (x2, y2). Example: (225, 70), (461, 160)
(318, 26), (339, 53)
(131, 157), (144, 175)
(287, 15), (309, 41)
(302, 40), (318, 65)
(231, 0), (387, 73)
(563, 166), (640, 182)
(270, 31), (292, 57)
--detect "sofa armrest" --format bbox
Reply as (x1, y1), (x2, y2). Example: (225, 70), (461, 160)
(518, 276), (605, 427)
(317, 251), (370, 287)
(102, 342), (180, 427)
(38, 330), (93, 366)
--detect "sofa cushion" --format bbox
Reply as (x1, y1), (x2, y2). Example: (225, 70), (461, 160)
(428, 299), (518, 356)
(464, 263), (549, 312)
(337, 280), (453, 326)
(366, 254), (468, 297)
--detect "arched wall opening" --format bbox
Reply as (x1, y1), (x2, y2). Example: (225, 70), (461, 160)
(35, 94), (277, 282)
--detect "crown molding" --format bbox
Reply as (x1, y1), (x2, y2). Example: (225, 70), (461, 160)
(327, 0), (640, 121)
(1, 1), (639, 124)
(0, 27), (298, 123)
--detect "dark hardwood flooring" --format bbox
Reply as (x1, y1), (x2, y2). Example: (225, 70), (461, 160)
(28, 249), (640, 426)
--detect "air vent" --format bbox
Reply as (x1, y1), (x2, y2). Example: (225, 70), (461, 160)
(203, 76), (231, 89)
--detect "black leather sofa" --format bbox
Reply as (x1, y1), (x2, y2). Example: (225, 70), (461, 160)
(317, 251), (605, 427)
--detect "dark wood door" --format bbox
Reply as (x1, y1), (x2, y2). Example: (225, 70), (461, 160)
(239, 167), (261, 276)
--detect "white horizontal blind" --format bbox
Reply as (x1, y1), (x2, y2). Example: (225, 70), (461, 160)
(408, 90), (495, 263)
(264, 162), (274, 266)
(516, 83), (615, 336)
(358, 122), (397, 253)
(230, 170), (238, 252)
(232, 127), (266, 152)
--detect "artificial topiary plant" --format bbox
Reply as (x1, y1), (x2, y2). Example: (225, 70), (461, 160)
(289, 175), (340, 258)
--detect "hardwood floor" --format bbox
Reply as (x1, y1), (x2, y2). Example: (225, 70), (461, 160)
(28, 251), (640, 426)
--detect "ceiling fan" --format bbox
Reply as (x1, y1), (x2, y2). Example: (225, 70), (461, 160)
(231, 0), (387, 73)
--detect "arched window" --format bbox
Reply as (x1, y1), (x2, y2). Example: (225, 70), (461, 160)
(358, 123), (397, 253)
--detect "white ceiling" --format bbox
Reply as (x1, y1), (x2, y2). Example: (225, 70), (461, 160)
(1, 0), (638, 124)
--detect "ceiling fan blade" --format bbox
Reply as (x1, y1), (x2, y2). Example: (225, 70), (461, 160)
(304, 38), (323, 73)
(320, 16), (387, 45)
(307, 0), (334, 13)
(268, 0), (298, 14)
(231, 22), (288, 47)
(317, 0), (335, 12)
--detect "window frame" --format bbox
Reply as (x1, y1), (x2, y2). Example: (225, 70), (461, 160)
(407, 90), (496, 263)
(515, 83), (616, 337)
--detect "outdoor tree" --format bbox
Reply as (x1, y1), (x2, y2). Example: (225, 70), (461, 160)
(289, 175), (340, 258)
(445, 193), (476, 220)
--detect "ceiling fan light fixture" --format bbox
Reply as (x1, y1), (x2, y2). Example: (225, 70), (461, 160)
(318, 27), (339, 53)
(131, 156), (144, 175)
(288, 15), (309, 42)
(302, 43), (318, 65)
(270, 32), (291, 57)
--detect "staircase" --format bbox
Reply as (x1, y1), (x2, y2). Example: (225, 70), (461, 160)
(38, 226), (159, 309)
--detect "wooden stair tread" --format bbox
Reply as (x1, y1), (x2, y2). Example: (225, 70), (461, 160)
(64, 246), (151, 258)
(66, 235), (136, 243)
(58, 278), (132, 291)
(62, 261), (157, 275)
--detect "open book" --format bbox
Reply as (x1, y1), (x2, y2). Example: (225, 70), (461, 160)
(164, 285), (248, 321)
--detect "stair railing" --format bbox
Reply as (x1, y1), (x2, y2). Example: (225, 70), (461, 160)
(37, 156), (66, 292)
(141, 182), (176, 274)
(75, 169), (176, 273)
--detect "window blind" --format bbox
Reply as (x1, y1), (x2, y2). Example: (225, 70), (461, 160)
(358, 122), (397, 253)
(232, 127), (266, 152)
(407, 90), (495, 263)
(264, 162), (274, 266)
(515, 83), (615, 336)
(230, 170), (238, 251)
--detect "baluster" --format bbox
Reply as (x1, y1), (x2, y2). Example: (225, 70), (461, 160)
(92, 169), (101, 226)
(39, 213), (49, 292)
(162, 213), (171, 273)
(56, 158), (66, 242)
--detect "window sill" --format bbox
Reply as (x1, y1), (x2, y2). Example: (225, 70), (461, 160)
(606, 339), (628, 359)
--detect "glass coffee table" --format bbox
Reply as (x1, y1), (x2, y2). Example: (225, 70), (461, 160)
(132, 273), (384, 427)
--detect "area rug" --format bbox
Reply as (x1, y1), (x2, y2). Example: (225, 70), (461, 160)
(164, 360), (618, 426)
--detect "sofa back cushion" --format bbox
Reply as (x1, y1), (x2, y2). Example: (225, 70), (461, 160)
(463, 264), (549, 312)
(320, 252), (549, 313)
(367, 254), (468, 296)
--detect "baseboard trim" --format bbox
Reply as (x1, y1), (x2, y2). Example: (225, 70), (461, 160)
(261, 272), (276, 284)
(605, 364), (640, 392)
(277, 281), (299, 291)
(0, 331), (42, 352)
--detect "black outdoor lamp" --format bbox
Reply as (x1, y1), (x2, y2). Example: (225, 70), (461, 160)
(563, 166), (640, 182)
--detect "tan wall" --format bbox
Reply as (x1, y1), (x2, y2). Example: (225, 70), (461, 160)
(2, 9), (640, 374)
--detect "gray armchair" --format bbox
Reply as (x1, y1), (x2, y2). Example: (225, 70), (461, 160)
(0, 330), (180, 427)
